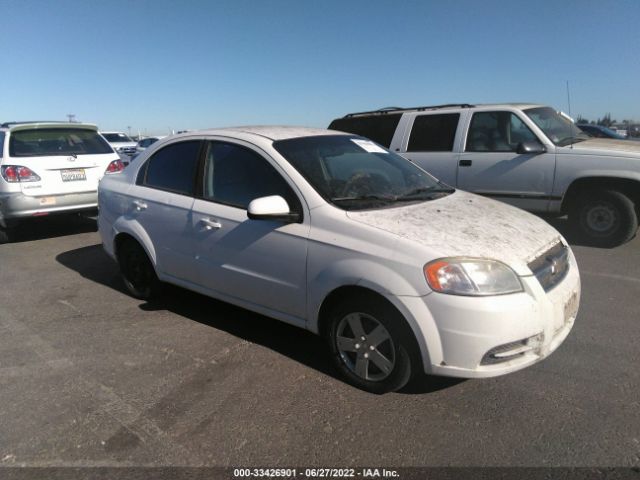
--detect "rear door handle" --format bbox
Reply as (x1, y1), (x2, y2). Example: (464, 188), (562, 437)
(199, 218), (222, 231)
(459, 159), (472, 167)
(132, 200), (147, 211)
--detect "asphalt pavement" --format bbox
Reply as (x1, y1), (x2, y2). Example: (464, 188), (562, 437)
(0, 215), (638, 469)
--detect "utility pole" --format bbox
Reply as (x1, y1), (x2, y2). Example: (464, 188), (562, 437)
(127, 126), (132, 138)
(66, 114), (76, 123)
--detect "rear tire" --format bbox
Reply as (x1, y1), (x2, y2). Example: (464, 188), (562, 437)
(570, 190), (637, 247)
(117, 239), (162, 300)
(326, 293), (416, 394)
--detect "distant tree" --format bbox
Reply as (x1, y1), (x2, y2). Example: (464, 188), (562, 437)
(597, 114), (616, 127)
(575, 115), (589, 124)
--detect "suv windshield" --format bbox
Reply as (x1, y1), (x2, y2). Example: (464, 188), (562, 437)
(273, 135), (453, 211)
(102, 133), (133, 143)
(524, 107), (589, 147)
(9, 128), (114, 157)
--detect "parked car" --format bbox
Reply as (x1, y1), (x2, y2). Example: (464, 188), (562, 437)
(98, 126), (580, 393)
(329, 104), (640, 247)
(101, 131), (138, 157)
(577, 124), (627, 140)
(0, 121), (124, 243)
(135, 136), (166, 154)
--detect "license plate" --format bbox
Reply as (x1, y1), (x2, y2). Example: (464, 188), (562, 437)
(564, 291), (579, 322)
(61, 169), (86, 182)
(39, 197), (56, 206)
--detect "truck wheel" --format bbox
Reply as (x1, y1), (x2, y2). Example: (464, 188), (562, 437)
(326, 293), (415, 394)
(570, 190), (638, 247)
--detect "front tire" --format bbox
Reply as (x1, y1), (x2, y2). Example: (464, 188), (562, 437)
(327, 294), (415, 394)
(117, 239), (162, 300)
(570, 190), (638, 247)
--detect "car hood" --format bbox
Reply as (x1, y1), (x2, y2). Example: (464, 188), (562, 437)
(566, 138), (640, 157)
(346, 190), (562, 275)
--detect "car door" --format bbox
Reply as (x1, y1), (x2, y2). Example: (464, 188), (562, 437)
(397, 112), (463, 186)
(457, 110), (556, 212)
(129, 139), (203, 282)
(191, 140), (310, 321)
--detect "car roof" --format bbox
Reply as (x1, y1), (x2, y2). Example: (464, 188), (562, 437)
(0, 121), (98, 132)
(191, 126), (350, 141)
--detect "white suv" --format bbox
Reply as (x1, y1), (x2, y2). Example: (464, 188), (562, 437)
(0, 121), (124, 243)
(101, 131), (138, 157)
(330, 104), (640, 246)
(98, 126), (580, 393)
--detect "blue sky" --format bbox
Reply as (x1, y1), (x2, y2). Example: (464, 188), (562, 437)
(2, 0), (639, 135)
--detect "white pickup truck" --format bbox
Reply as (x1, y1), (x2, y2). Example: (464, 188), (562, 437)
(329, 104), (639, 247)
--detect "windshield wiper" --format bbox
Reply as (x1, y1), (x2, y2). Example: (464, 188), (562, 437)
(397, 186), (455, 200)
(332, 194), (397, 203)
(557, 136), (588, 147)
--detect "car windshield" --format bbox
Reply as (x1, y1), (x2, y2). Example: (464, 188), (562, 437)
(103, 133), (133, 143)
(9, 128), (114, 157)
(524, 107), (589, 147)
(273, 135), (453, 211)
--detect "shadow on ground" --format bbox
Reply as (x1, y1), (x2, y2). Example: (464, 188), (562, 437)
(56, 244), (457, 395)
(7, 214), (98, 243)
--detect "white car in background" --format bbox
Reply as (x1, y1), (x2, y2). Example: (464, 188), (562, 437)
(0, 121), (124, 243)
(98, 126), (580, 393)
(101, 131), (138, 157)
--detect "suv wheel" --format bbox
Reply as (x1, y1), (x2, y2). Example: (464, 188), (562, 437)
(327, 294), (414, 394)
(570, 190), (638, 247)
(118, 240), (162, 300)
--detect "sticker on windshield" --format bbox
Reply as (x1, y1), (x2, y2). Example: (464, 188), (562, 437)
(351, 139), (388, 153)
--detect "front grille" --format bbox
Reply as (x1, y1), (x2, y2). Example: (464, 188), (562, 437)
(118, 146), (137, 156)
(528, 242), (569, 292)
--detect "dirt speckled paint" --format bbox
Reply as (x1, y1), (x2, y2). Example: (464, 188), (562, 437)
(347, 190), (562, 274)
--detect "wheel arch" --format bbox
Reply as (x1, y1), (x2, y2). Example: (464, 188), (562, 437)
(112, 218), (158, 267)
(561, 176), (640, 213)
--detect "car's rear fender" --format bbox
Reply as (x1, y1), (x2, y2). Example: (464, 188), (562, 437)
(110, 216), (158, 268)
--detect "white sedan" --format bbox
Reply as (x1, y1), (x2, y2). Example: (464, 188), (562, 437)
(98, 126), (580, 393)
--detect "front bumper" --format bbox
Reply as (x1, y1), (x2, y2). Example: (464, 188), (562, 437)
(398, 249), (580, 378)
(0, 191), (98, 225)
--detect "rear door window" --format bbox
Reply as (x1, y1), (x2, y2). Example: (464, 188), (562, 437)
(328, 114), (401, 148)
(407, 113), (460, 152)
(0, 132), (5, 158)
(139, 140), (202, 196)
(9, 128), (114, 157)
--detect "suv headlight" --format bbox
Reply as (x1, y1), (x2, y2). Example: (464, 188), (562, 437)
(424, 258), (523, 296)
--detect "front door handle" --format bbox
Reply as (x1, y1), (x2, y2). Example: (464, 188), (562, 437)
(132, 200), (147, 211)
(199, 218), (222, 231)
(459, 159), (473, 167)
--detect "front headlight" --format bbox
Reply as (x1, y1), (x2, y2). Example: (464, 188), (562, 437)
(424, 258), (523, 296)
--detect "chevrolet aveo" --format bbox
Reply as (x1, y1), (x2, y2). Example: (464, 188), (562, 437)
(98, 126), (580, 393)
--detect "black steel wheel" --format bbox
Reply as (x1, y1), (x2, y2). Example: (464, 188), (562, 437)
(571, 190), (637, 247)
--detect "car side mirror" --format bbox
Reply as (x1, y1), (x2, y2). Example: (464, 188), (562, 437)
(247, 195), (300, 223)
(517, 141), (546, 155)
